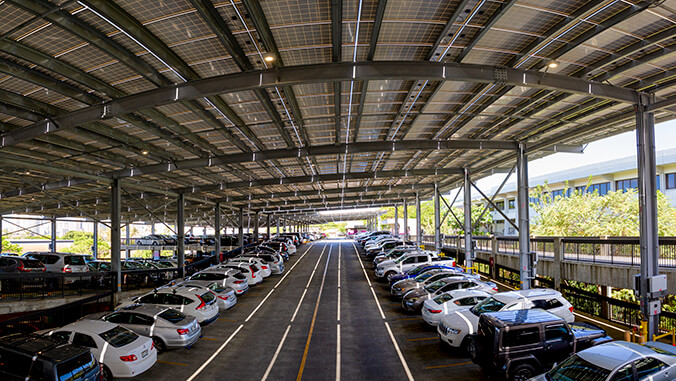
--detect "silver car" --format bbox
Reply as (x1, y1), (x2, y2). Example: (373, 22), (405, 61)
(530, 341), (676, 381)
(188, 269), (249, 295)
(92, 304), (201, 352)
(180, 280), (237, 310)
(229, 256), (272, 278)
(239, 252), (284, 274)
(391, 270), (473, 297)
(402, 278), (498, 312)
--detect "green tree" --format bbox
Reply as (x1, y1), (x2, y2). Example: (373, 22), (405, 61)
(1, 236), (22, 254)
(61, 231), (111, 257)
(530, 179), (676, 236)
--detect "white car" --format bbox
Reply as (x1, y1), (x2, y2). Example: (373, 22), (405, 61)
(212, 262), (263, 285)
(120, 284), (220, 324)
(229, 257), (272, 278)
(422, 289), (491, 326)
(437, 288), (574, 352)
(188, 268), (249, 294)
(179, 280), (237, 311)
(49, 320), (156, 379)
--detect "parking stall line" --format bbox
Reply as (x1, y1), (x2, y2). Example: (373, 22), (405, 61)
(351, 243), (414, 381)
(260, 324), (292, 381)
(186, 243), (316, 381)
(291, 244), (327, 322)
(336, 242), (342, 381)
(297, 244), (333, 381)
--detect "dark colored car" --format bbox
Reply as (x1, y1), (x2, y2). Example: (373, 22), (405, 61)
(469, 309), (612, 381)
(0, 255), (45, 273)
(0, 334), (102, 381)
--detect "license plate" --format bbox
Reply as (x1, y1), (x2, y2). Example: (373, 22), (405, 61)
(142, 349), (148, 358)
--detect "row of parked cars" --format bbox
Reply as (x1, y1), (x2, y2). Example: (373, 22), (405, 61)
(0, 233), (320, 380)
(356, 231), (676, 381)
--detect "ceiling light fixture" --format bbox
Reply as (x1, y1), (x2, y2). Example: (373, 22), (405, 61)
(142, 150), (149, 155)
(548, 61), (559, 69)
(264, 55), (275, 62)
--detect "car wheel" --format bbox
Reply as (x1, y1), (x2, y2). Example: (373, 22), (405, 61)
(152, 241), (159, 246)
(136, 240), (142, 245)
(467, 338), (478, 361)
(102, 365), (113, 381)
(385, 272), (396, 283)
(510, 363), (538, 381)
(462, 337), (473, 355)
(152, 336), (166, 353)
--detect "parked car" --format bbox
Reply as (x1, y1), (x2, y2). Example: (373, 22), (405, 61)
(373, 246), (419, 265)
(437, 288), (574, 353)
(469, 309), (612, 380)
(0, 333), (102, 381)
(228, 257), (272, 278)
(135, 235), (166, 246)
(254, 244), (289, 261)
(187, 269), (249, 295)
(387, 262), (458, 285)
(23, 252), (89, 285)
(179, 280), (237, 310)
(91, 304), (201, 353)
(391, 269), (478, 297)
(375, 251), (456, 282)
(0, 255), (45, 273)
(401, 277), (497, 312)
(212, 262), (263, 286)
(422, 289), (492, 326)
(120, 285), (219, 324)
(239, 252), (285, 274)
(530, 341), (676, 381)
(48, 320), (156, 379)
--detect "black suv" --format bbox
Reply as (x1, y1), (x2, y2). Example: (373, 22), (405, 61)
(469, 309), (612, 381)
(0, 334), (102, 380)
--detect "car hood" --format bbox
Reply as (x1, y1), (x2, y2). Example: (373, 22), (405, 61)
(393, 279), (419, 289)
(377, 260), (395, 268)
(439, 308), (480, 334)
(403, 288), (431, 300)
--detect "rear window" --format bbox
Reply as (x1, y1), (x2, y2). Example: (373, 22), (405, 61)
(64, 256), (85, 266)
(20, 258), (44, 268)
(56, 352), (98, 381)
(250, 265), (259, 272)
(98, 326), (138, 348)
(158, 309), (187, 324)
(200, 292), (216, 304)
(234, 273), (246, 280)
(208, 283), (227, 293)
(192, 273), (224, 281)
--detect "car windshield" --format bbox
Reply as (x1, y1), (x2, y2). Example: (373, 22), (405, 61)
(433, 293), (454, 304)
(546, 354), (610, 381)
(424, 280), (447, 292)
(414, 273), (434, 282)
(56, 352), (98, 381)
(99, 326), (138, 348)
(158, 309), (187, 324)
(470, 297), (506, 316)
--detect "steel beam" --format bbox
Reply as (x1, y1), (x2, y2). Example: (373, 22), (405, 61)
(636, 95), (660, 338)
(517, 143), (533, 290)
(110, 179), (121, 292)
(0, 61), (639, 148)
(177, 194), (185, 278)
(463, 169), (472, 268)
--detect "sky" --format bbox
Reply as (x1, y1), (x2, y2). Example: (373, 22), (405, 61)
(472, 119), (676, 192)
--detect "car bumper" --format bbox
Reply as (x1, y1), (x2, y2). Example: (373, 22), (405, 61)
(271, 265), (284, 274)
(422, 310), (442, 326)
(437, 324), (462, 348)
(401, 298), (422, 312)
(391, 287), (407, 297)
(217, 297), (237, 310)
(374, 269), (385, 278)
(109, 347), (157, 378)
(233, 284), (249, 294)
(166, 326), (201, 348)
(200, 311), (220, 325)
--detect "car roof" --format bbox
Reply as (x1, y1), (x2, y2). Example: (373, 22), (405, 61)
(482, 308), (563, 327)
(119, 304), (169, 315)
(493, 288), (562, 303)
(0, 334), (89, 362)
(443, 289), (490, 299)
(577, 341), (666, 371)
(59, 319), (118, 334)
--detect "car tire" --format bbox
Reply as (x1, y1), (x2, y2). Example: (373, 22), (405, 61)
(102, 365), (113, 381)
(152, 336), (166, 353)
(510, 363), (538, 381)
(136, 240), (142, 245)
(385, 271), (396, 283)
(461, 336), (473, 355)
(152, 241), (159, 246)
(467, 338), (479, 362)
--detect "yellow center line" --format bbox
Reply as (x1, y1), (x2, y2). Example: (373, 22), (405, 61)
(217, 318), (238, 322)
(406, 337), (437, 342)
(156, 360), (188, 367)
(201, 337), (219, 341)
(425, 361), (473, 370)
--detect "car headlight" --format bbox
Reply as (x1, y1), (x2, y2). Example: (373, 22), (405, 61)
(447, 327), (461, 335)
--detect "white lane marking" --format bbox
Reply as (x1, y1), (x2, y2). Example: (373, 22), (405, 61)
(186, 324), (244, 381)
(186, 244), (314, 381)
(337, 243), (341, 322)
(291, 244), (327, 322)
(260, 324), (292, 381)
(351, 243), (414, 381)
(336, 323), (341, 381)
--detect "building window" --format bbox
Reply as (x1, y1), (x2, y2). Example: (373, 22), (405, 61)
(668, 173), (676, 189)
(508, 199), (515, 209)
(496, 200), (505, 210)
(550, 189), (571, 199)
(576, 182), (610, 196)
(616, 176), (661, 192)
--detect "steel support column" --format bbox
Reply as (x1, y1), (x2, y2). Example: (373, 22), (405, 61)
(110, 179), (121, 293)
(254, 212), (259, 243)
(177, 194), (185, 278)
(92, 221), (98, 259)
(464, 169), (473, 268)
(267, 215), (271, 237)
(517, 143), (534, 290)
(394, 205), (399, 236)
(637, 96), (660, 338)
(215, 203), (221, 260)
(403, 200), (409, 241)
(416, 193), (422, 246)
(238, 208), (244, 247)
(125, 220), (130, 259)
(276, 217), (280, 236)
(50, 216), (56, 252)
(434, 183), (441, 252)
(0, 216), (3, 252)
